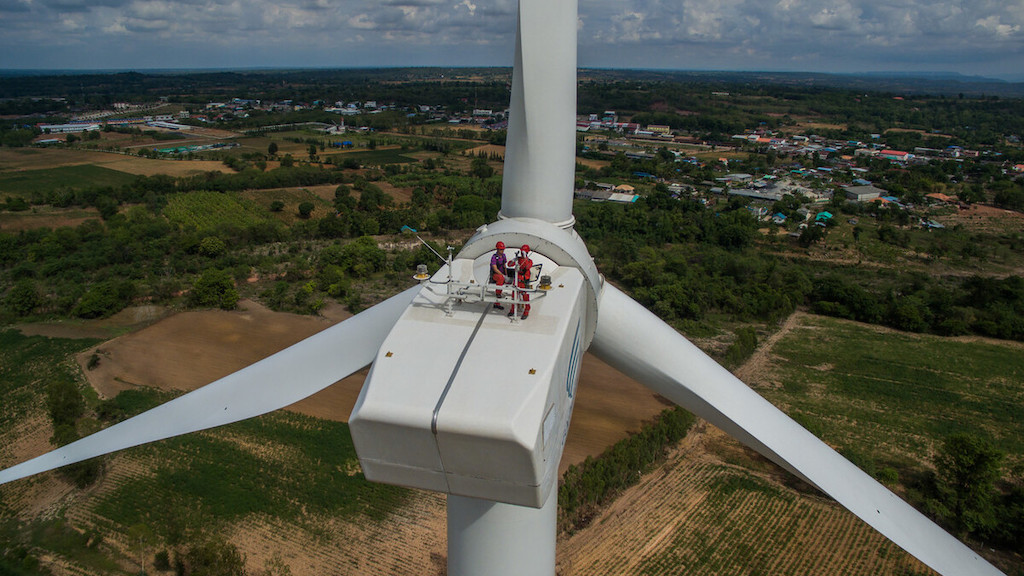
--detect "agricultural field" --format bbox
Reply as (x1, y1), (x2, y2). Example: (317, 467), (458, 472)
(559, 429), (932, 576)
(322, 148), (420, 165)
(752, 313), (1024, 473)
(0, 147), (232, 178)
(4, 307), (1021, 575)
(0, 330), (98, 447)
(558, 312), (1024, 576)
(0, 164), (136, 197)
(163, 191), (275, 232)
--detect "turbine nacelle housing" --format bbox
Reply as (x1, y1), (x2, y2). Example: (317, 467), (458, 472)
(350, 223), (598, 507)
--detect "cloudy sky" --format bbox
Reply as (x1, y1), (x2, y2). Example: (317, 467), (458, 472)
(1, 0), (1022, 80)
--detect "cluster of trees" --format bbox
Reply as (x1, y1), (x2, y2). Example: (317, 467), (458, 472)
(579, 75), (1024, 148)
(559, 407), (696, 533)
(0, 147), (507, 321)
(919, 434), (1024, 550)
(0, 544), (47, 576)
(577, 190), (808, 324)
(573, 185), (1024, 343)
(810, 274), (1024, 341)
(1, 127), (40, 147)
(45, 377), (103, 487)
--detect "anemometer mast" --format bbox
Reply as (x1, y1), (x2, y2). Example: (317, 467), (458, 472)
(498, 0), (578, 230)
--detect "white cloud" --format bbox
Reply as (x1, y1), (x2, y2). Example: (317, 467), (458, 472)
(0, 0), (1019, 77)
(976, 15), (1021, 38)
(457, 0), (476, 17)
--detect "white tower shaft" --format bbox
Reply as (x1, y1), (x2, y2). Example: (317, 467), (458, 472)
(447, 491), (557, 576)
(499, 0), (579, 228)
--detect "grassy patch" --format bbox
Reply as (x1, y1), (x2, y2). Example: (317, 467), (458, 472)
(93, 410), (409, 543)
(28, 519), (121, 573)
(328, 149), (419, 165)
(0, 329), (99, 435)
(706, 470), (789, 503)
(0, 165), (135, 197)
(761, 315), (1024, 470)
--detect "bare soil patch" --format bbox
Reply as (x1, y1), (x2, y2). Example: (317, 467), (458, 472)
(886, 128), (953, 139)
(576, 157), (609, 170)
(0, 206), (101, 233)
(98, 155), (232, 177)
(733, 310), (805, 385)
(778, 120), (847, 134)
(16, 305), (167, 340)
(289, 184), (339, 203)
(464, 144), (505, 158)
(186, 126), (241, 139)
(934, 203), (1024, 234)
(374, 180), (413, 203)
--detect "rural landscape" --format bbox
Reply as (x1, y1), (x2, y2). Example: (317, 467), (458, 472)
(1, 68), (1023, 575)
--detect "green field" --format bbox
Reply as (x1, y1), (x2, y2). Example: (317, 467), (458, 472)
(0, 165), (136, 196)
(93, 408), (410, 541)
(327, 149), (420, 164)
(163, 190), (273, 232)
(759, 314), (1024, 472)
(0, 330), (98, 436)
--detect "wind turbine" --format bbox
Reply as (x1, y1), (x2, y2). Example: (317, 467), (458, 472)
(0, 1), (1008, 575)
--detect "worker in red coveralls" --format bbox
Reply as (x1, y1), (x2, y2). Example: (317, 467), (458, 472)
(508, 244), (533, 320)
(490, 241), (507, 310)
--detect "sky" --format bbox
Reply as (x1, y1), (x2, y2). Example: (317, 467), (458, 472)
(1, 0), (1022, 80)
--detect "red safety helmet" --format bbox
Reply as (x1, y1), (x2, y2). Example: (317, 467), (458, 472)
(496, 241), (505, 250)
(521, 244), (530, 253)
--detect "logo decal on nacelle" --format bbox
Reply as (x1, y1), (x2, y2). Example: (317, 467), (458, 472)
(566, 318), (582, 399)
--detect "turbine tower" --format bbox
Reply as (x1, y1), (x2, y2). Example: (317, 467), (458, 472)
(0, 1), (1008, 575)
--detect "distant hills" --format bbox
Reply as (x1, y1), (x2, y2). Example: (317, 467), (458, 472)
(1, 67), (1022, 98)
(578, 69), (1024, 98)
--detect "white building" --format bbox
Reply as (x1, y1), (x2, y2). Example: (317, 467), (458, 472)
(40, 123), (100, 134)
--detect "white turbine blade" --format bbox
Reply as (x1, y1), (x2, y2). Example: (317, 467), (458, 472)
(0, 286), (419, 486)
(589, 283), (1005, 576)
(500, 0), (577, 227)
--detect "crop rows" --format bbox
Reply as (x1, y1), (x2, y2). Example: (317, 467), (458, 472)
(560, 455), (931, 576)
(163, 191), (270, 232)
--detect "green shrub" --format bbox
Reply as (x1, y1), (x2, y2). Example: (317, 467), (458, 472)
(154, 550), (171, 571)
(188, 269), (239, 310)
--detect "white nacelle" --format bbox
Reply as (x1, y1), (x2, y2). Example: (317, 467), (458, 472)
(350, 251), (586, 508)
